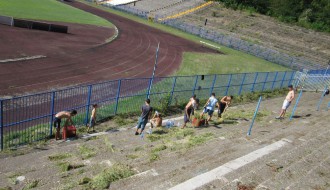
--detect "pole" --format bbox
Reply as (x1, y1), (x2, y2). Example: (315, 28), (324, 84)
(271, 72), (279, 90)
(210, 75), (217, 96)
(192, 75), (199, 96)
(114, 80), (122, 115)
(238, 73), (247, 95)
(147, 42), (160, 99)
(0, 99), (3, 151)
(316, 85), (328, 111)
(251, 72), (259, 92)
(290, 90), (303, 121)
(247, 96), (262, 136)
(49, 91), (55, 137)
(85, 85), (93, 126)
(169, 77), (177, 105)
(225, 74), (232, 96)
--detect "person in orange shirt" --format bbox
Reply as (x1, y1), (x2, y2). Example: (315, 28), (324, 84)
(276, 85), (295, 119)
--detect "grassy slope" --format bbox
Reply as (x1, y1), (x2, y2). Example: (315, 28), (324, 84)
(78, 1), (290, 75)
(0, 0), (112, 27)
(177, 52), (289, 75)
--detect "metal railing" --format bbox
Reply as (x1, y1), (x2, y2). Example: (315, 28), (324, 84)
(0, 71), (296, 150)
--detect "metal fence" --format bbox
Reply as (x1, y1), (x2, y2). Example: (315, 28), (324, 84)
(295, 70), (330, 91)
(94, 1), (325, 71)
(0, 71), (296, 150)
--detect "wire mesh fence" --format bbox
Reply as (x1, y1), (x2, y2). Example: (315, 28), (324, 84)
(92, 0), (325, 71)
(0, 71), (296, 150)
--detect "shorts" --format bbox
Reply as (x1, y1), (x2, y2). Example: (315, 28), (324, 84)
(282, 99), (291, 110)
(137, 117), (148, 131)
(184, 108), (192, 123)
(54, 117), (61, 129)
(203, 107), (214, 116)
(90, 118), (96, 128)
(218, 103), (226, 117)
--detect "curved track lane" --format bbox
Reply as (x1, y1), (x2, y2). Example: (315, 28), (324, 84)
(0, 1), (217, 96)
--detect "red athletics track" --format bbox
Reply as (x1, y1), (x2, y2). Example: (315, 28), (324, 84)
(0, 1), (218, 96)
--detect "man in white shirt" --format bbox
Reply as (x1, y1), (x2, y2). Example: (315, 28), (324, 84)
(201, 93), (219, 125)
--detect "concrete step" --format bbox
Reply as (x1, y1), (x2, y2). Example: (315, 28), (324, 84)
(259, 141), (330, 189)
(196, 118), (330, 189)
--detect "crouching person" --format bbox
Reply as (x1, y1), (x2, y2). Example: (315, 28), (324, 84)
(54, 110), (77, 140)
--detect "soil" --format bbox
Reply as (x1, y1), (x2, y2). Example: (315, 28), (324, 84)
(182, 3), (330, 67)
(0, 92), (329, 190)
(0, 1), (218, 97)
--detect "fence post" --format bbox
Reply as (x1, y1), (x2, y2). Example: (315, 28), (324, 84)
(316, 85), (328, 111)
(290, 90), (303, 121)
(84, 85), (93, 126)
(238, 73), (247, 95)
(210, 75), (217, 96)
(251, 72), (259, 92)
(0, 99), (3, 151)
(169, 77), (177, 105)
(247, 96), (262, 136)
(288, 71), (295, 86)
(225, 74), (232, 95)
(280, 71), (287, 88)
(114, 80), (122, 115)
(49, 91), (55, 137)
(262, 72), (270, 91)
(192, 75), (198, 96)
(146, 78), (153, 99)
(271, 72), (279, 90)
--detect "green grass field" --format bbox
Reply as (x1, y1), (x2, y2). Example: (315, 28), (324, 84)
(177, 52), (289, 75)
(78, 1), (290, 75)
(0, 0), (112, 27)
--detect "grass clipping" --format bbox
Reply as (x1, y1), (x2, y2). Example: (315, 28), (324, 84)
(90, 164), (135, 189)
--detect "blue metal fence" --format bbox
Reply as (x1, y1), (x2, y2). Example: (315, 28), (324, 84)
(0, 71), (296, 150)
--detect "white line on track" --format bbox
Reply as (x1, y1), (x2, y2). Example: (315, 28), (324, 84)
(200, 41), (221, 49)
(169, 138), (292, 190)
(0, 55), (46, 63)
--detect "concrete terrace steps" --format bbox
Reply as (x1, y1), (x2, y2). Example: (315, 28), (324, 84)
(110, 113), (330, 189)
(195, 118), (330, 189)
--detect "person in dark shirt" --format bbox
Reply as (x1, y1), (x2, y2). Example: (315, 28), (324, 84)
(135, 99), (153, 135)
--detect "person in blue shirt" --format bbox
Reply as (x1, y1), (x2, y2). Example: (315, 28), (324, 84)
(201, 93), (219, 125)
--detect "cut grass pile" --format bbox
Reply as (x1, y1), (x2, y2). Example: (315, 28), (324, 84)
(0, 0), (112, 27)
(89, 164), (135, 189)
(22, 180), (40, 190)
(78, 145), (96, 160)
(57, 162), (85, 172)
(48, 153), (72, 161)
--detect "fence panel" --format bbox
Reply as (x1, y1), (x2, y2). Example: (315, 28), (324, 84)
(2, 92), (52, 149)
(0, 71), (299, 150)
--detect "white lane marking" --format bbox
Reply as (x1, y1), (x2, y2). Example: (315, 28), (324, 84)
(200, 41), (221, 49)
(169, 139), (291, 190)
(0, 55), (46, 63)
(131, 169), (159, 178)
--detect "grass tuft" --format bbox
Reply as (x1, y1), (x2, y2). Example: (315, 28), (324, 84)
(79, 145), (97, 159)
(22, 180), (39, 190)
(91, 164), (135, 189)
(57, 162), (85, 172)
(48, 153), (72, 161)
(187, 133), (215, 148)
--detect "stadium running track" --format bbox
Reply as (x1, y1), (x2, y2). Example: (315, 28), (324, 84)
(0, 0), (217, 96)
